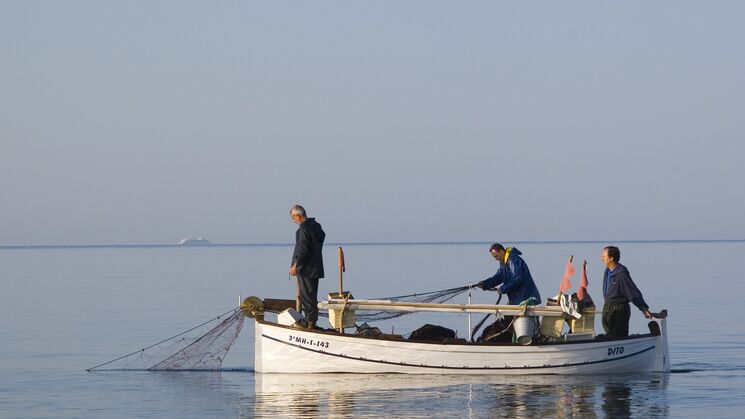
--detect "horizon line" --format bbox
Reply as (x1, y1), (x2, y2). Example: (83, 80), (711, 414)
(2, 238), (744, 250)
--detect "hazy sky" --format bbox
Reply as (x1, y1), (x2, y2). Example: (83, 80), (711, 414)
(1, 1), (743, 245)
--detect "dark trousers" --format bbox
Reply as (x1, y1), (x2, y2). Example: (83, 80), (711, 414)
(297, 275), (319, 323)
(602, 302), (631, 337)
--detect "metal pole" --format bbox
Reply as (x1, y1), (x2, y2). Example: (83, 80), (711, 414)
(338, 247), (345, 333)
(467, 287), (472, 339)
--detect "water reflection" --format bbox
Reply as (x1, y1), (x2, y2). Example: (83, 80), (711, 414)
(87, 370), (251, 417)
(245, 373), (669, 418)
(602, 383), (631, 417)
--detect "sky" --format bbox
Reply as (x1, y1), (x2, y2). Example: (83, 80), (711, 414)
(1, 1), (744, 245)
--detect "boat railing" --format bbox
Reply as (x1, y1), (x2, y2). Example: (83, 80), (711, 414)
(319, 298), (602, 317)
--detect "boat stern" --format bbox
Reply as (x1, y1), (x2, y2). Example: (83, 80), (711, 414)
(652, 314), (671, 373)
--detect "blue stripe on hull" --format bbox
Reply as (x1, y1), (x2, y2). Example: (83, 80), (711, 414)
(262, 334), (656, 371)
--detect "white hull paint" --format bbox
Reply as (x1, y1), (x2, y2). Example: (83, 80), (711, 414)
(255, 318), (670, 375)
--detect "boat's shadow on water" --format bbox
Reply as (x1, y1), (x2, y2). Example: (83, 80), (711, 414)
(242, 373), (670, 418)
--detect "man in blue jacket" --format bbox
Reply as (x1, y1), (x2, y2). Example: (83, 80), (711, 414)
(601, 246), (653, 337)
(289, 204), (326, 329)
(477, 243), (541, 305)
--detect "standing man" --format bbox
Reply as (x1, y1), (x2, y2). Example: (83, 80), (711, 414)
(289, 204), (326, 329)
(601, 246), (653, 337)
(477, 243), (542, 305)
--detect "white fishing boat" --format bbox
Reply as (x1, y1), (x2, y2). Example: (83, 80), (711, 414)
(87, 248), (670, 377)
(245, 296), (670, 375)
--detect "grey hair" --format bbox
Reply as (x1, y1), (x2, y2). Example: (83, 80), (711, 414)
(290, 204), (306, 217)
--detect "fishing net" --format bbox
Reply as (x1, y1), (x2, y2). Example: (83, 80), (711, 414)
(87, 307), (244, 371)
(87, 286), (471, 371)
(331, 285), (472, 322)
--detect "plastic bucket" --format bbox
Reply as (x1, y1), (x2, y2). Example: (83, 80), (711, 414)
(514, 316), (536, 345)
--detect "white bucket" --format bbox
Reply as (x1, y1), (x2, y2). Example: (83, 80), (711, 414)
(514, 316), (537, 345)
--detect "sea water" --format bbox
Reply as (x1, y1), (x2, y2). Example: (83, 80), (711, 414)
(1, 241), (744, 418)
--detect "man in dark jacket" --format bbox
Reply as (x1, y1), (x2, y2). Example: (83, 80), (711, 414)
(601, 246), (653, 337)
(477, 243), (542, 305)
(289, 204), (325, 329)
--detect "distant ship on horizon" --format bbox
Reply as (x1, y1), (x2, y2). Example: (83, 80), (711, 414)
(178, 237), (212, 246)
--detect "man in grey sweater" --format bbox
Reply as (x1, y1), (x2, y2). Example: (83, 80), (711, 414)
(601, 246), (653, 337)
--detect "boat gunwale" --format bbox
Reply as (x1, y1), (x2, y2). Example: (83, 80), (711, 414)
(255, 318), (657, 346)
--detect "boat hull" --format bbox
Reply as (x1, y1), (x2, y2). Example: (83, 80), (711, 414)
(255, 319), (670, 375)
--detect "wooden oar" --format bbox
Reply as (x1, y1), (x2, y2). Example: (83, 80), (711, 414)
(295, 279), (301, 312)
(337, 247), (345, 333)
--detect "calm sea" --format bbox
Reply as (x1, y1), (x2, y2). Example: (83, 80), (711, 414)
(1, 241), (744, 418)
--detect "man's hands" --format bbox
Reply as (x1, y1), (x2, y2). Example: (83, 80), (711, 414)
(476, 281), (502, 294)
(289, 264), (298, 276)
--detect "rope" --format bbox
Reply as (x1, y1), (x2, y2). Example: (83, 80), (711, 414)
(338, 291), (352, 330)
(470, 293), (503, 342)
(478, 299), (535, 343)
(480, 318), (517, 341)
